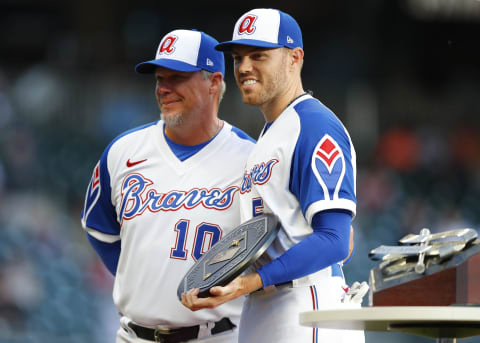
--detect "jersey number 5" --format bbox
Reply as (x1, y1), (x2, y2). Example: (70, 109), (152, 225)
(170, 219), (222, 261)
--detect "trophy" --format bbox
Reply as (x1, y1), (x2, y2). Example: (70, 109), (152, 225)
(368, 227), (480, 306)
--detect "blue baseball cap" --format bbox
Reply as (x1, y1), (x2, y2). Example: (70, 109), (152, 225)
(215, 8), (303, 52)
(135, 29), (225, 76)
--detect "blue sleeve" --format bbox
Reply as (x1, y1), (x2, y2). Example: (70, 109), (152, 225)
(81, 147), (120, 237)
(257, 209), (351, 287)
(87, 233), (121, 276)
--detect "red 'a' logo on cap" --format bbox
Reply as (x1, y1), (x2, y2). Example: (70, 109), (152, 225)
(238, 15), (257, 34)
(159, 36), (177, 54)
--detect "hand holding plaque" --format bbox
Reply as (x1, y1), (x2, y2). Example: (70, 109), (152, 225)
(177, 213), (280, 300)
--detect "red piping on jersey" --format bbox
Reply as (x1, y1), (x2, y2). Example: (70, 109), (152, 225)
(310, 286), (318, 343)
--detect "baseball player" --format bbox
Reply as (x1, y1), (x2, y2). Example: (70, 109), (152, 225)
(181, 9), (365, 343)
(81, 29), (255, 343)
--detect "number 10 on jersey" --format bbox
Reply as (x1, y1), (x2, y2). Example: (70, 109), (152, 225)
(170, 219), (223, 261)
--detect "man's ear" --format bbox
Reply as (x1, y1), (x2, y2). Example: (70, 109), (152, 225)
(290, 47), (304, 69)
(209, 72), (223, 94)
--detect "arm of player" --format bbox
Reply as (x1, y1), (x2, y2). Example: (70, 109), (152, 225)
(87, 233), (121, 276)
(257, 209), (351, 287)
(181, 272), (263, 311)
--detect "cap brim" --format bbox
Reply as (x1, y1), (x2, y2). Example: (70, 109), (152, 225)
(215, 39), (283, 52)
(135, 59), (201, 74)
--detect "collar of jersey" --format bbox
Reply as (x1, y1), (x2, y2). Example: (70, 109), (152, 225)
(163, 124), (217, 161)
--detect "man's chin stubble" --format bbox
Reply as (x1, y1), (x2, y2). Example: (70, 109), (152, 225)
(161, 112), (183, 126)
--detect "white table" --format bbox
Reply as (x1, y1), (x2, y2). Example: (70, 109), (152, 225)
(300, 306), (480, 343)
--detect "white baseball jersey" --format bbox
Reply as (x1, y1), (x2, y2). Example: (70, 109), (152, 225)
(81, 120), (254, 327)
(240, 93), (356, 277)
(238, 93), (362, 343)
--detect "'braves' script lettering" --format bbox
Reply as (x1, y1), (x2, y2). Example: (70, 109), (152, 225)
(120, 173), (238, 223)
(240, 159), (279, 194)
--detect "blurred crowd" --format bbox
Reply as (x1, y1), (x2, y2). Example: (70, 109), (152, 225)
(0, 2), (479, 342)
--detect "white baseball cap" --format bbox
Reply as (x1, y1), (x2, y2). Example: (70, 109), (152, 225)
(215, 8), (303, 51)
(135, 29), (225, 76)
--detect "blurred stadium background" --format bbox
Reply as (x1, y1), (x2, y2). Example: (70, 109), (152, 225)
(0, 0), (479, 342)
